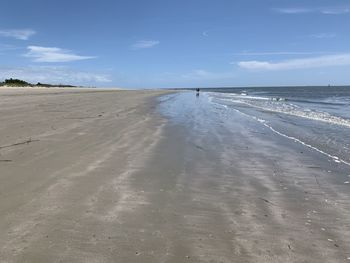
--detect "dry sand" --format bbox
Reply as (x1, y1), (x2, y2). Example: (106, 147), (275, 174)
(0, 88), (349, 262)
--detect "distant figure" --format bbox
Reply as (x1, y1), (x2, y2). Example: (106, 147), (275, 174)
(196, 88), (200, 97)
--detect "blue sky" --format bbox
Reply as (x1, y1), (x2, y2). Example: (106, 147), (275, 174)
(1, 0), (350, 88)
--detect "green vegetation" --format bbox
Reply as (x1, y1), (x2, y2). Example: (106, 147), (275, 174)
(0, 78), (76, 88)
(35, 82), (76, 88)
(1, 78), (31, 87)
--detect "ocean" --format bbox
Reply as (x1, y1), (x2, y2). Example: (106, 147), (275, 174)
(207, 86), (350, 166)
(160, 86), (350, 167)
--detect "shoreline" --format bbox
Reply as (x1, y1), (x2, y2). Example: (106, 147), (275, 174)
(157, 92), (350, 262)
(0, 89), (349, 262)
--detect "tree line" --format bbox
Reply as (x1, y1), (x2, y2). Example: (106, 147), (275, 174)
(0, 78), (76, 87)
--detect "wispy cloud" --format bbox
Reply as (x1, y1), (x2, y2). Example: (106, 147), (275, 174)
(0, 44), (19, 52)
(24, 46), (95, 62)
(238, 54), (350, 71)
(310, 33), (336, 39)
(273, 7), (311, 14)
(321, 7), (350, 15)
(131, 40), (159, 50)
(232, 51), (333, 56)
(202, 31), (209, 37)
(273, 6), (350, 15)
(0, 66), (111, 84)
(180, 69), (235, 80)
(0, 29), (36, 40)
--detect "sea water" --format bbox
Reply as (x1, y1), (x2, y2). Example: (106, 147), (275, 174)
(160, 86), (350, 167)
(205, 86), (350, 166)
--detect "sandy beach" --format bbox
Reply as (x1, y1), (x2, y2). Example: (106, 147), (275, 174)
(0, 89), (349, 262)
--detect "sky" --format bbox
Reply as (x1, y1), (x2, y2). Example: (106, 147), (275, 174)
(1, 0), (350, 88)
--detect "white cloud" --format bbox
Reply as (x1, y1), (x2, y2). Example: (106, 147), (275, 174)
(273, 6), (350, 15)
(0, 66), (111, 85)
(24, 46), (96, 62)
(0, 29), (36, 40)
(238, 54), (350, 71)
(131, 40), (159, 50)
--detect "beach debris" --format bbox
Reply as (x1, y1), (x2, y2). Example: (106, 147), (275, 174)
(0, 159), (12, 162)
(192, 143), (205, 151)
(313, 174), (321, 188)
(344, 181), (349, 184)
(0, 138), (39, 150)
(259, 197), (277, 206)
(307, 166), (322, 169)
(64, 116), (96, 119)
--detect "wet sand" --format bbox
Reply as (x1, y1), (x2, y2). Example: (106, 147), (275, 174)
(0, 89), (349, 262)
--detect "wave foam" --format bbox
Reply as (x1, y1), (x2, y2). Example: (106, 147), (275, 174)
(209, 98), (350, 167)
(209, 92), (350, 128)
